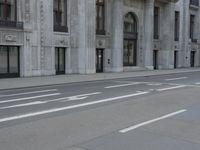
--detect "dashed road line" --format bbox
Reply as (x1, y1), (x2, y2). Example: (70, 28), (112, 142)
(0, 92), (102, 109)
(0, 92), (149, 123)
(156, 85), (186, 92)
(105, 82), (141, 89)
(0, 101), (45, 109)
(119, 109), (187, 133)
(0, 93), (61, 104)
(45, 92), (101, 103)
(0, 89), (58, 98)
(165, 77), (188, 81)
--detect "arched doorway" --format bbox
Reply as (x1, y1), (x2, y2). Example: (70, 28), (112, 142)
(123, 12), (137, 66)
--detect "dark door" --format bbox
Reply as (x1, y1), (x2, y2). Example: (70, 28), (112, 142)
(96, 49), (104, 73)
(123, 40), (137, 66)
(55, 48), (65, 75)
(174, 51), (178, 68)
(191, 51), (195, 67)
(153, 50), (158, 70)
(0, 46), (20, 78)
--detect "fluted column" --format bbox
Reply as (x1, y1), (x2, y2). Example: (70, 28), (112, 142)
(111, 0), (123, 72)
(143, 0), (154, 69)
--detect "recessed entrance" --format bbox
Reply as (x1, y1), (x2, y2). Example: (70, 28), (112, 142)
(123, 12), (137, 67)
(55, 47), (65, 75)
(153, 50), (158, 70)
(123, 40), (137, 66)
(174, 51), (178, 68)
(96, 49), (104, 73)
(0, 46), (20, 78)
(190, 51), (195, 67)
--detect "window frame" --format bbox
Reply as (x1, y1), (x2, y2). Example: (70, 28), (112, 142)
(96, 0), (105, 35)
(154, 6), (159, 39)
(174, 11), (180, 41)
(0, 0), (17, 21)
(190, 14), (195, 41)
(53, 0), (68, 32)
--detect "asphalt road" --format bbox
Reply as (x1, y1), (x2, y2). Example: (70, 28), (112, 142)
(0, 71), (200, 150)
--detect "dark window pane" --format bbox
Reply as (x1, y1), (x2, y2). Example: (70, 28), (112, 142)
(0, 46), (8, 73)
(54, 0), (68, 32)
(0, 0), (16, 21)
(9, 47), (19, 73)
(124, 13), (137, 33)
(154, 7), (159, 39)
(96, 0), (105, 34)
(174, 11), (180, 41)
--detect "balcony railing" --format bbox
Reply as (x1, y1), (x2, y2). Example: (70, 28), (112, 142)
(0, 20), (23, 29)
(190, 0), (199, 6)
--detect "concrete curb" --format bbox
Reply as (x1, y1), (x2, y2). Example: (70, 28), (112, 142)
(0, 68), (200, 90)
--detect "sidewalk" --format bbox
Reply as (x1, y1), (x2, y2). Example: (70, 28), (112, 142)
(0, 68), (200, 90)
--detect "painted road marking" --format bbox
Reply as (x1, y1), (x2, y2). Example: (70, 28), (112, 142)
(165, 77), (188, 81)
(105, 82), (141, 89)
(0, 92), (149, 123)
(119, 109), (187, 133)
(45, 92), (102, 102)
(0, 93), (61, 104)
(0, 92), (101, 109)
(0, 101), (45, 109)
(156, 85), (186, 92)
(195, 82), (200, 85)
(147, 83), (162, 86)
(0, 89), (58, 98)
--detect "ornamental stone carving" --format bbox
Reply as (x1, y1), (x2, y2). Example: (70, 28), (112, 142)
(4, 35), (17, 42)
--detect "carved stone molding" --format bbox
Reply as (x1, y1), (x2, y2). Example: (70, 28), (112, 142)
(4, 34), (17, 42)
(96, 39), (106, 48)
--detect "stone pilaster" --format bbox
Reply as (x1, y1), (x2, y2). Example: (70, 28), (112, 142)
(111, 0), (124, 72)
(39, 0), (54, 75)
(143, 0), (154, 70)
(77, 0), (96, 74)
(180, 0), (190, 67)
(160, 2), (175, 69)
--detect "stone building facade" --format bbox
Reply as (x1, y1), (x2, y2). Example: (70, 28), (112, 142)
(0, 0), (199, 78)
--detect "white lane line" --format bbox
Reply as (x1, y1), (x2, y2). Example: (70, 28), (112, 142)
(105, 82), (141, 89)
(147, 83), (162, 86)
(165, 77), (188, 81)
(195, 82), (200, 85)
(0, 89), (58, 98)
(0, 92), (149, 123)
(0, 92), (101, 109)
(119, 109), (187, 133)
(0, 101), (45, 109)
(0, 93), (61, 104)
(45, 92), (102, 103)
(156, 85), (186, 92)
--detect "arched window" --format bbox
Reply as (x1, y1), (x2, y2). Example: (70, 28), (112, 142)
(96, 0), (105, 35)
(124, 13), (137, 33)
(123, 12), (138, 67)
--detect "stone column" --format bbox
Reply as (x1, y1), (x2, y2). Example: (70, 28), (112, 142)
(180, 0), (190, 67)
(160, 2), (175, 69)
(77, 0), (96, 74)
(143, 0), (154, 70)
(111, 0), (123, 72)
(39, 0), (54, 76)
